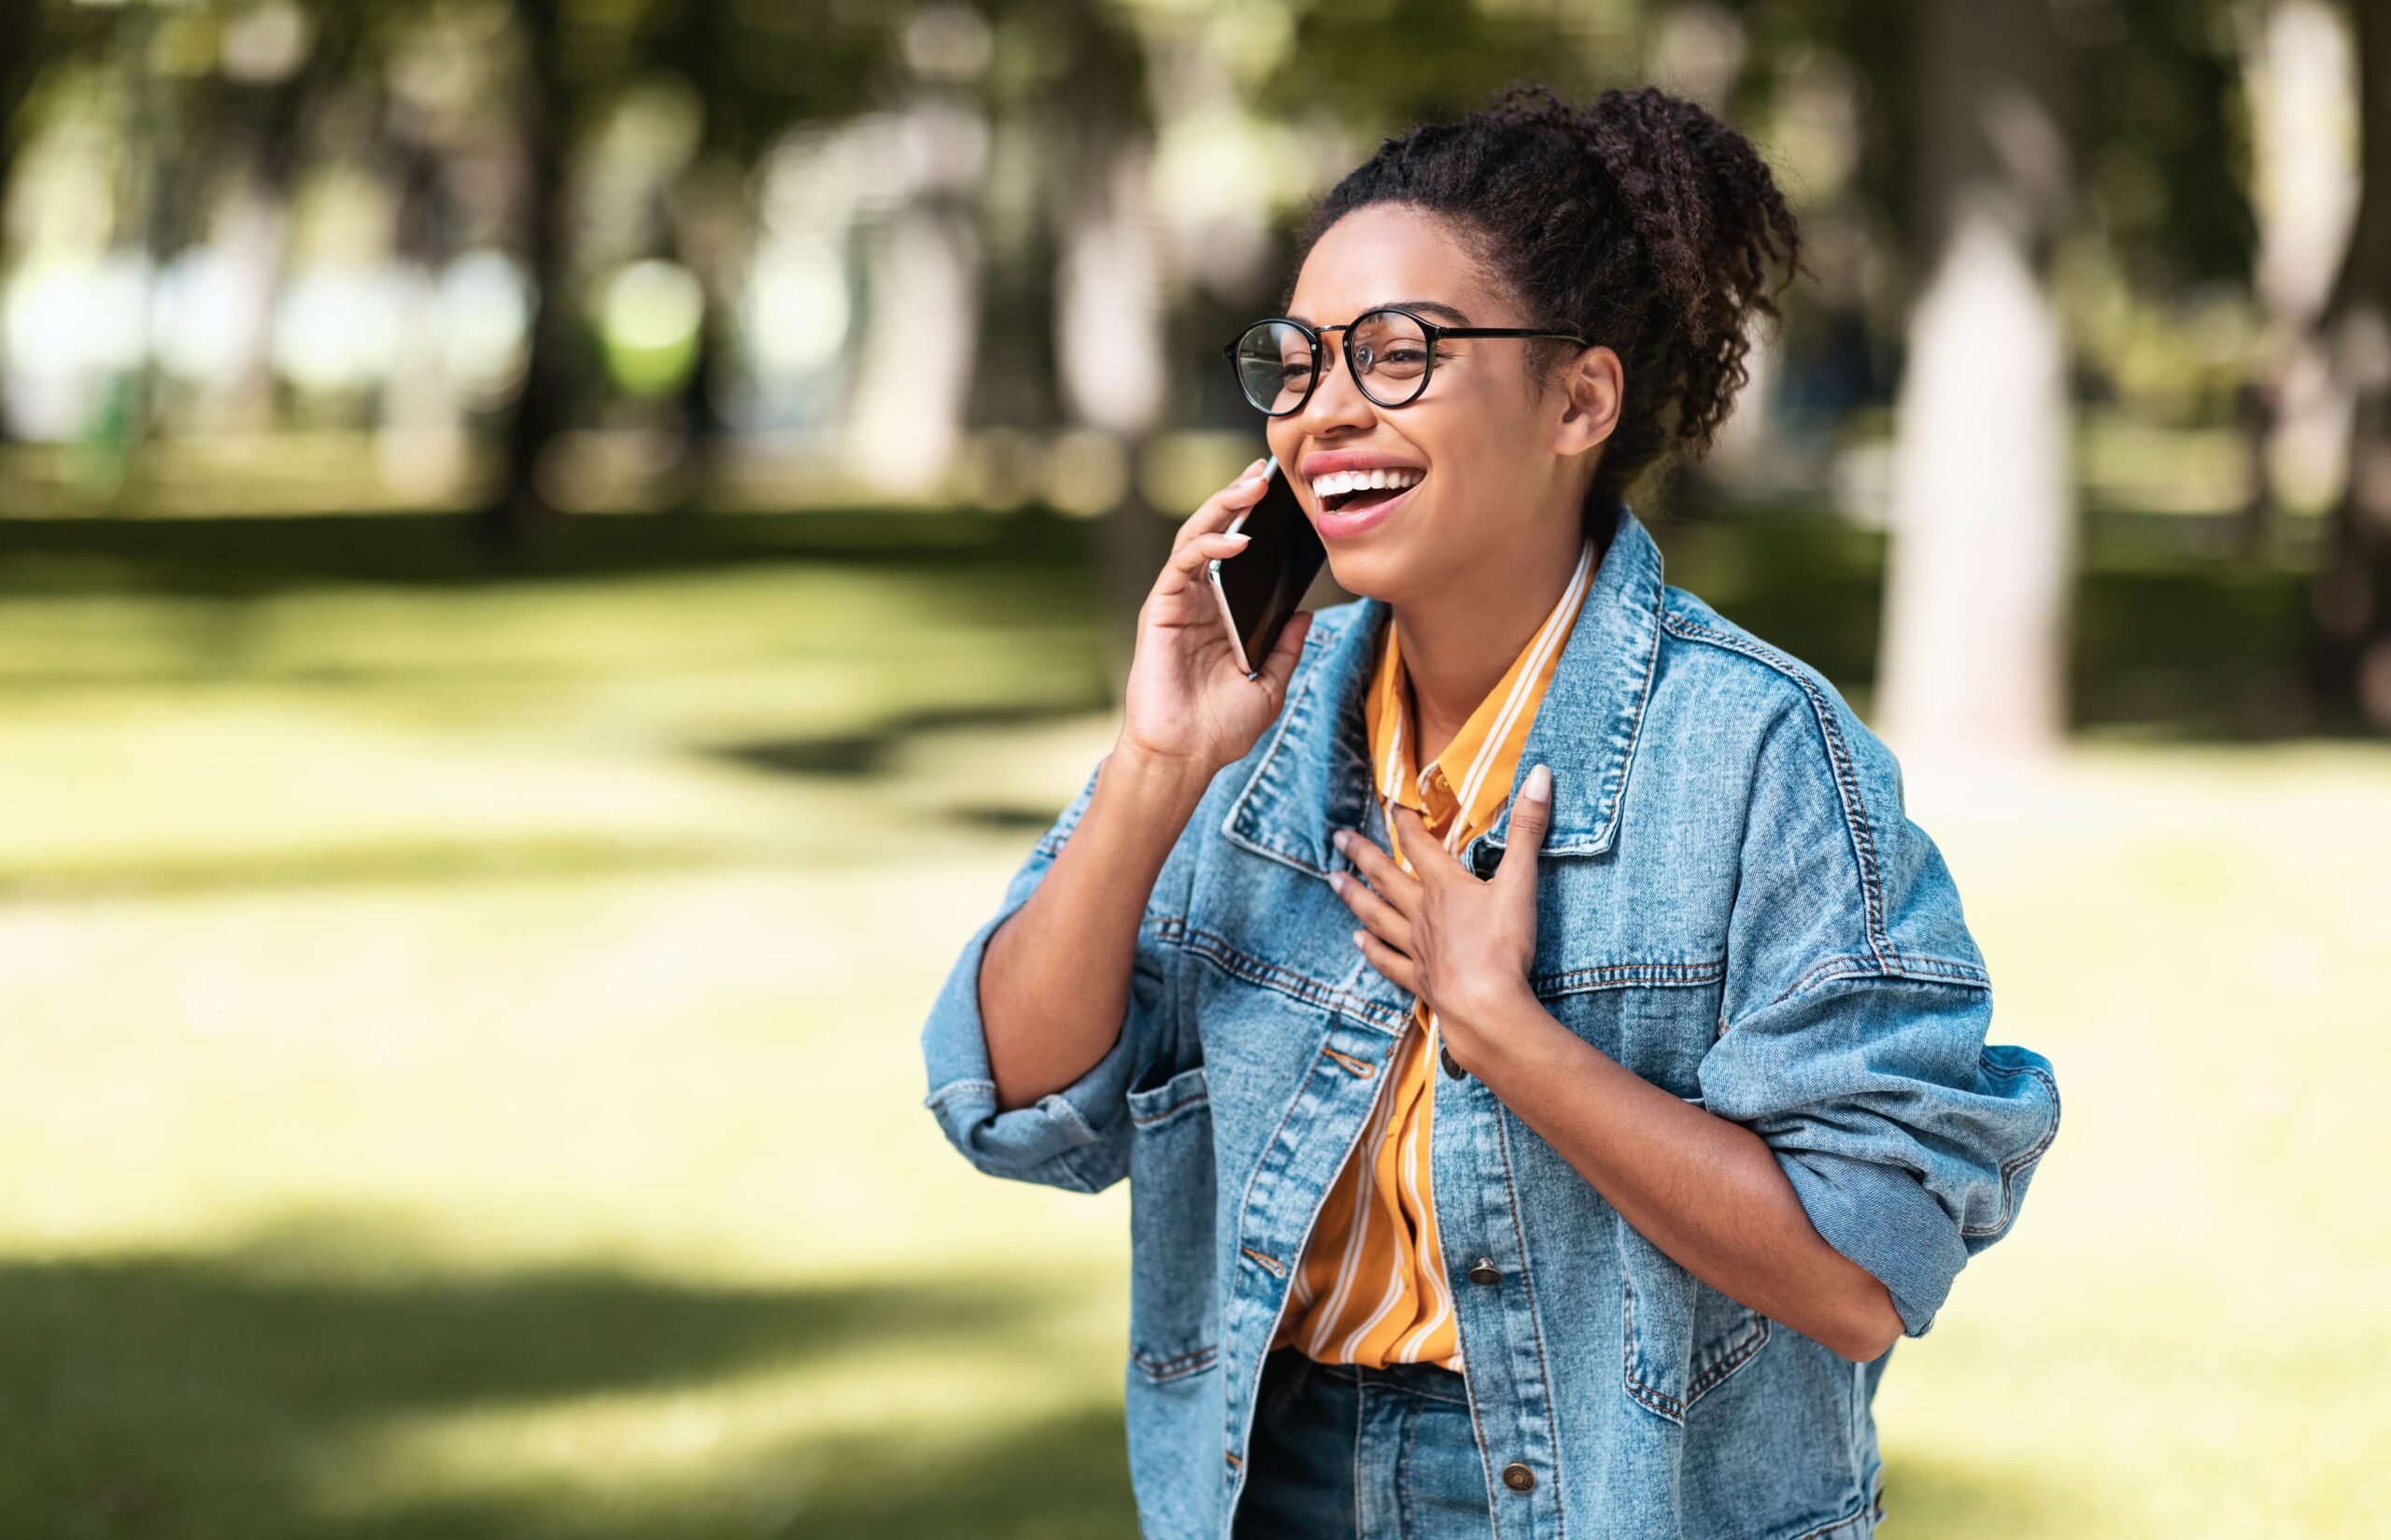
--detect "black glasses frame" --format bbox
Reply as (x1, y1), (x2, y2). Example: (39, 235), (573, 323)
(1220, 305), (1592, 416)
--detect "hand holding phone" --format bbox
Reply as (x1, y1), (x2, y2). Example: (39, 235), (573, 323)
(1208, 455), (1328, 682)
(1112, 456), (1319, 780)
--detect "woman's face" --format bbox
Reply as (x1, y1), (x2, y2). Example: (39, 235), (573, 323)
(1263, 203), (1615, 607)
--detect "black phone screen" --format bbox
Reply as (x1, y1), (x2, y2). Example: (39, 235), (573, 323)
(1210, 456), (1328, 677)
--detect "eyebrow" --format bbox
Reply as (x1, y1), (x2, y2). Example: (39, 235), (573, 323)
(1285, 299), (1474, 327)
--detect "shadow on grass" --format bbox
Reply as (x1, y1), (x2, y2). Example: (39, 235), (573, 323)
(0, 1216), (1130, 1539)
(0, 508), (1105, 598)
(706, 699), (1111, 783)
(1876, 1448), (2086, 1537)
(320, 1401), (1139, 1540)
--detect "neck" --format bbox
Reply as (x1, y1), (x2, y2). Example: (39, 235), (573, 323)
(1389, 517), (1601, 763)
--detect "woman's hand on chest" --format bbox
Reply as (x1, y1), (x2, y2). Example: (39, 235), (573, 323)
(1328, 762), (1554, 1071)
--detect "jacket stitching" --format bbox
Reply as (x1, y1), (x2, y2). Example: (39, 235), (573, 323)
(1620, 1274), (1683, 1422)
(1218, 611), (1351, 873)
(1685, 1314), (1772, 1402)
(1660, 611), (1892, 971)
(1131, 1343), (1219, 1382)
(1765, 954), (1989, 1011)
(1490, 1101), (1570, 1537)
(1131, 1088), (1210, 1128)
(1537, 957), (1725, 995)
(1223, 1040), (1364, 1517)
(1590, 565), (1666, 849)
(1959, 1061), (2061, 1236)
(1173, 919), (1411, 1033)
(1782, 1492), (1878, 1540)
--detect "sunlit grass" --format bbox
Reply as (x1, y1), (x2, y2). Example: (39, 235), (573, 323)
(0, 520), (2383, 1536)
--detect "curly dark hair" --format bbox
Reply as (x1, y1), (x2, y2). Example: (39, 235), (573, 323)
(1289, 80), (1804, 523)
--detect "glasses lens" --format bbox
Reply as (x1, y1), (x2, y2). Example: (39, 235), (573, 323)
(1351, 309), (1431, 405)
(1233, 322), (1317, 415)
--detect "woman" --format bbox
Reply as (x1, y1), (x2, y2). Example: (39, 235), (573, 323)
(920, 82), (2059, 1540)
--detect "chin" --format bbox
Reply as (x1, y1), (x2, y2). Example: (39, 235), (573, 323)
(1322, 544), (1410, 607)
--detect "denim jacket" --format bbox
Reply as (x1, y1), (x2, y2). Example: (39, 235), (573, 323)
(919, 501), (2061, 1540)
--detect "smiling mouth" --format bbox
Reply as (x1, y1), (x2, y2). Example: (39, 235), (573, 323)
(1319, 476), (1423, 516)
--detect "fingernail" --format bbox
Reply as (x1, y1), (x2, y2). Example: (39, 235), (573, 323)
(1326, 871), (1345, 894)
(1351, 928), (1367, 950)
(1525, 763), (1551, 801)
(1224, 530), (1251, 542)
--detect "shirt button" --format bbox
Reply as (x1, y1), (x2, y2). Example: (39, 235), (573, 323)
(1502, 1462), (1536, 1492)
(1467, 1259), (1501, 1286)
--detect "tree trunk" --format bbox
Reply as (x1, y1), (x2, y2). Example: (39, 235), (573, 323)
(0, 0), (34, 446)
(839, 92), (983, 502)
(480, 0), (571, 557)
(1041, 0), (1167, 700)
(1876, 0), (2074, 766)
(2311, 0), (2391, 729)
(2240, 0), (2361, 554)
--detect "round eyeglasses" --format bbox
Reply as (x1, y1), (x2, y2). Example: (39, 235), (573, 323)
(1221, 306), (1592, 416)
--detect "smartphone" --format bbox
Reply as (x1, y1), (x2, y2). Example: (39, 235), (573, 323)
(1208, 455), (1327, 678)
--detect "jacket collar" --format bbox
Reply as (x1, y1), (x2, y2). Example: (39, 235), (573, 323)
(1222, 499), (1664, 877)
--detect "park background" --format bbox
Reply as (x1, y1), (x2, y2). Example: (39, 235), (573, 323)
(2, 0), (2386, 1534)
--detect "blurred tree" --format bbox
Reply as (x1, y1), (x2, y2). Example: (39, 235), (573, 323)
(1043, 0), (1167, 688)
(2313, 0), (2391, 729)
(2237, 0), (2356, 550)
(210, 0), (375, 434)
(0, 0), (35, 451)
(1875, 0), (2074, 762)
(482, 0), (573, 553)
(640, 0), (891, 510)
(839, 5), (991, 507)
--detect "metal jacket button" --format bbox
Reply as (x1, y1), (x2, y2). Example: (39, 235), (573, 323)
(1467, 1259), (1501, 1286)
(1502, 1462), (1535, 1492)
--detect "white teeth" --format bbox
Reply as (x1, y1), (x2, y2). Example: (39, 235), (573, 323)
(1309, 468), (1424, 501)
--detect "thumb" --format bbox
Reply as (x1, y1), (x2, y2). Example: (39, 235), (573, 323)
(1253, 609), (1313, 712)
(1502, 762), (1553, 887)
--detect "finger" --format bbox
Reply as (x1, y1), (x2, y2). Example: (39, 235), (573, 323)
(1337, 825), (1420, 911)
(1252, 609), (1312, 708)
(1174, 458), (1271, 553)
(1329, 866), (1414, 954)
(1154, 525), (1258, 600)
(1501, 762), (1553, 889)
(1351, 925), (1421, 996)
(1389, 801), (1464, 879)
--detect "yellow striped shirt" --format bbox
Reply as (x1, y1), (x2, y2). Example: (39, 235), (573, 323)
(1271, 531), (1599, 1370)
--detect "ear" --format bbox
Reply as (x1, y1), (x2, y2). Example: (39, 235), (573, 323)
(1549, 344), (1623, 459)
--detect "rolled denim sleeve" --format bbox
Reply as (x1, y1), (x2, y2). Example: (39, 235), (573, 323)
(1696, 973), (2059, 1337)
(918, 756), (1184, 1194)
(1697, 685), (2062, 1338)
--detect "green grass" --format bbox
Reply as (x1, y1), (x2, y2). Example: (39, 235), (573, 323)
(0, 509), (2384, 1536)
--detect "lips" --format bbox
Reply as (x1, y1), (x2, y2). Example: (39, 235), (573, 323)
(1315, 474), (1422, 539)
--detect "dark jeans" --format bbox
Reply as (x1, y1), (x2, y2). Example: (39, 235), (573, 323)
(1231, 1346), (1498, 1539)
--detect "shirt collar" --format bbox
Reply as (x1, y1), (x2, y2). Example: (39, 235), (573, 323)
(1223, 498), (1665, 878)
(1369, 530), (1598, 854)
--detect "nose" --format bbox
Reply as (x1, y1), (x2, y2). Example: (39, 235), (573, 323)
(1295, 333), (1379, 440)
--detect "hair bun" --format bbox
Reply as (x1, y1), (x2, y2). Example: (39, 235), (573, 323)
(1299, 78), (1804, 510)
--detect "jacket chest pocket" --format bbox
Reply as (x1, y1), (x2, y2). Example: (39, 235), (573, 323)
(1535, 965), (1726, 1102)
(1124, 1063), (1221, 1383)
